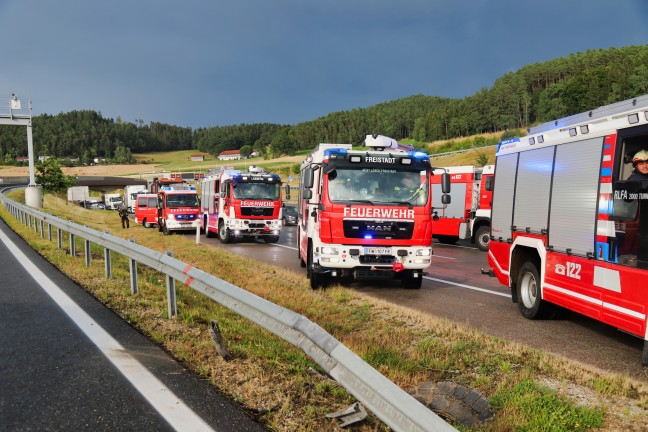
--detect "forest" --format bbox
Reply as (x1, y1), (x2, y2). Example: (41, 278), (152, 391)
(1, 44), (647, 164)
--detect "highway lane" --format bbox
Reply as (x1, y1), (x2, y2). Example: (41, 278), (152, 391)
(0, 217), (267, 432)
(197, 226), (647, 381)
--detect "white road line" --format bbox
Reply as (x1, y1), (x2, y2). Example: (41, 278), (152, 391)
(0, 228), (216, 432)
(424, 276), (511, 298)
(431, 254), (455, 260)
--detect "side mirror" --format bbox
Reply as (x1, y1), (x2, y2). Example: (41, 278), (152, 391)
(285, 184), (291, 200)
(302, 189), (312, 200)
(303, 167), (314, 188)
(441, 172), (451, 194)
(441, 194), (451, 205)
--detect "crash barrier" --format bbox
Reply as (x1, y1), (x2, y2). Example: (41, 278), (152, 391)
(0, 191), (456, 432)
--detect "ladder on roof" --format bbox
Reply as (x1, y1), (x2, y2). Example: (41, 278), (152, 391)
(529, 94), (648, 135)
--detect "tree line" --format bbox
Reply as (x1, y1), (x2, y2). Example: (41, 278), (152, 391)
(2, 45), (647, 164)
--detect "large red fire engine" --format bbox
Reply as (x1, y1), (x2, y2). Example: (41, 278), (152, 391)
(154, 179), (200, 235)
(431, 164), (494, 251)
(297, 134), (450, 289)
(487, 94), (648, 364)
(201, 166), (283, 243)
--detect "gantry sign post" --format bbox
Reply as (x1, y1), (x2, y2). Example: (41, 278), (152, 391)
(0, 93), (42, 207)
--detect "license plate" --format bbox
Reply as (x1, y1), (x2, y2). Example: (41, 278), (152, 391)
(364, 247), (391, 255)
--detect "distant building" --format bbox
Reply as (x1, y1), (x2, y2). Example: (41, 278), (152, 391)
(15, 156), (29, 163)
(189, 154), (206, 162)
(218, 150), (241, 161)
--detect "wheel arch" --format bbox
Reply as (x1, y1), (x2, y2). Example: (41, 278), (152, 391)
(509, 238), (546, 303)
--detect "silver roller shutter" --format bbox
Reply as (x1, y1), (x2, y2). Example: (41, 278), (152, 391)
(491, 153), (518, 240)
(548, 137), (603, 256)
(513, 146), (554, 234)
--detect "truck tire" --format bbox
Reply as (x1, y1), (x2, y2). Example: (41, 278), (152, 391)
(205, 217), (215, 238)
(264, 235), (280, 243)
(162, 224), (171, 235)
(475, 225), (490, 251)
(307, 245), (327, 289)
(218, 221), (232, 244)
(516, 261), (550, 319)
(401, 271), (422, 289)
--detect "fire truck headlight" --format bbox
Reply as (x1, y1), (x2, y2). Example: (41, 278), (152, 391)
(415, 249), (432, 257)
(320, 247), (339, 255)
(320, 257), (340, 263)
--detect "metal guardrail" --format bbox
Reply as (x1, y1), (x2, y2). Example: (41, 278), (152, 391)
(0, 191), (456, 432)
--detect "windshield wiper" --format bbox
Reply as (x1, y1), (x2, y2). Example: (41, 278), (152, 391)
(344, 199), (375, 206)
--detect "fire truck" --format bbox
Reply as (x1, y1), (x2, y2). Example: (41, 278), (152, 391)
(298, 134), (451, 289)
(202, 166), (283, 243)
(156, 182), (200, 235)
(486, 94), (648, 364)
(431, 165), (494, 251)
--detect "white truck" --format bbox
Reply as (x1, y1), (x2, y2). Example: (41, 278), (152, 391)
(67, 186), (89, 203)
(123, 184), (148, 213)
(103, 193), (123, 210)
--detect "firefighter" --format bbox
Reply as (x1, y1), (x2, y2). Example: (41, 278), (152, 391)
(118, 204), (130, 228)
(628, 149), (648, 181)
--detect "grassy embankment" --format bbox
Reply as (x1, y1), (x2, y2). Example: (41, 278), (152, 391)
(2, 188), (647, 432)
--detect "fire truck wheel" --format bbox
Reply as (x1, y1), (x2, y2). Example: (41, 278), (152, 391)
(264, 235), (280, 243)
(307, 245), (328, 289)
(162, 224), (171, 235)
(218, 222), (232, 244)
(205, 219), (215, 238)
(516, 261), (548, 319)
(401, 271), (422, 289)
(475, 226), (490, 251)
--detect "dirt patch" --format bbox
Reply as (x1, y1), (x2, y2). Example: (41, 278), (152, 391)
(538, 377), (648, 432)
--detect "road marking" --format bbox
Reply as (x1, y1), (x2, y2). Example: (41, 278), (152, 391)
(0, 227), (217, 432)
(424, 276), (511, 298)
(431, 254), (455, 260)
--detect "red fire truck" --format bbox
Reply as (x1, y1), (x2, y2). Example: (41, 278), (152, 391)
(297, 134), (450, 289)
(431, 165), (494, 251)
(156, 183), (200, 235)
(487, 94), (648, 364)
(202, 166), (283, 243)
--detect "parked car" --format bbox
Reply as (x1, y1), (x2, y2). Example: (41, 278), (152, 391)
(282, 205), (297, 226)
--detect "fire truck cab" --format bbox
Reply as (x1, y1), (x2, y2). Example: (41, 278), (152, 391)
(213, 166), (283, 243)
(298, 134), (450, 289)
(487, 93), (648, 364)
(156, 184), (200, 235)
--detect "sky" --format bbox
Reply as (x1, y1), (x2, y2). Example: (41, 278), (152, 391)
(1, 1), (647, 129)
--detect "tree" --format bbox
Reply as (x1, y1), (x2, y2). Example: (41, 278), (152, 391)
(36, 157), (76, 194)
(239, 145), (253, 158)
(475, 151), (489, 167)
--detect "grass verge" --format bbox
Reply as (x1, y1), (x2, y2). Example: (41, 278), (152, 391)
(2, 190), (647, 431)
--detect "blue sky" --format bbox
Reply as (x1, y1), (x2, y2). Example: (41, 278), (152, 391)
(1, 1), (647, 129)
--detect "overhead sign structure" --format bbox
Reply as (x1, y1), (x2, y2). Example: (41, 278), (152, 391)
(0, 93), (42, 207)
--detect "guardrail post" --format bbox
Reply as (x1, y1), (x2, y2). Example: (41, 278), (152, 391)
(69, 233), (76, 256)
(48, 223), (52, 241)
(129, 239), (138, 295)
(40, 220), (45, 238)
(84, 239), (91, 266)
(57, 228), (63, 249)
(104, 248), (112, 279)
(165, 251), (177, 318)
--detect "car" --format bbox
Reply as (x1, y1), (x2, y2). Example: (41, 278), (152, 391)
(282, 205), (297, 225)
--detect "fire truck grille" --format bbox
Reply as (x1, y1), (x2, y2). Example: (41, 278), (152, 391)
(241, 207), (274, 216)
(359, 255), (396, 264)
(343, 220), (414, 239)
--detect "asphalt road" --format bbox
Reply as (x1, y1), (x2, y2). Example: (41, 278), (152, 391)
(197, 225), (648, 381)
(0, 217), (267, 432)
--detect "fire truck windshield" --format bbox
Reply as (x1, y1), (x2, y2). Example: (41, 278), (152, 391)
(166, 194), (199, 208)
(328, 167), (428, 206)
(233, 182), (280, 200)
